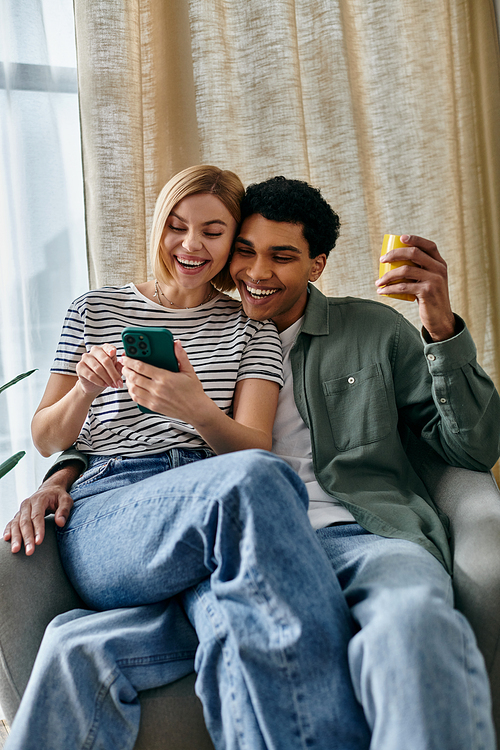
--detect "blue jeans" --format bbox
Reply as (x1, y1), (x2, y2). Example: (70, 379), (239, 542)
(6, 450), (370, 750)
(316, 524), (495, 750)
(184, 526), (495, 750)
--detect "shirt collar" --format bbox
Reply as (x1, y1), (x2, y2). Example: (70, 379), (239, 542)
(300, 283), (330, 336)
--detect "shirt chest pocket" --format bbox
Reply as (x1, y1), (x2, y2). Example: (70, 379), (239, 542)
(322, 363), (391, 451)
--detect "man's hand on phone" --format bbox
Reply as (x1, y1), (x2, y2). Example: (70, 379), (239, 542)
(3, 462), (81, 555)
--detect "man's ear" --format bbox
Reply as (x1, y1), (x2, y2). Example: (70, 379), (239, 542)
(309, 254), (327, 282)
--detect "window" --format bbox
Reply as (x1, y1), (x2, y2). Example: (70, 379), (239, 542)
(0, 0), (88, 527)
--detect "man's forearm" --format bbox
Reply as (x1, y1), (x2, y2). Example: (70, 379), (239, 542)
(42, 448), (88, 484)
(42, 461), (82, 491)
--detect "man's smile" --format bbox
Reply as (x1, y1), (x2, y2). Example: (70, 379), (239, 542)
(245, 284), (279, 299)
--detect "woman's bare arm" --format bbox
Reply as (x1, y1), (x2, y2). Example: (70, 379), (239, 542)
(195, 376), (279, 454)
(32, 343), (123, 456)
(31, 373), (94, 456)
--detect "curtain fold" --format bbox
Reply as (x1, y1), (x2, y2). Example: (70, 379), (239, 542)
(187, 0), (500, 394)
(73, 0), (500, 396)
(73, 0), (199, 288)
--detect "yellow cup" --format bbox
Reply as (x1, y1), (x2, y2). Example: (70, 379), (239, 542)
(378, 234), (416, 301)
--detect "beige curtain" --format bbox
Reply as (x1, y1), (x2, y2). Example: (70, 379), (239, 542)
(74, 0), (500, 426)
(73, 0), (201, 287)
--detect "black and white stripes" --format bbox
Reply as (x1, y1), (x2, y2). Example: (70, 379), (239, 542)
(51, 284), (283, 456)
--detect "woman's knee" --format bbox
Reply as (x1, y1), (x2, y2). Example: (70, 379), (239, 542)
(214, 449), (309, 514)
(36, 610), (96, 669)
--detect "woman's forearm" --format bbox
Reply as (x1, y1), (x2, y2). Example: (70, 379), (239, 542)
(191, 397), (272, 454)
(32, 380), (94, 457)
(189, 377), (279, 455)
(33, 346), (123, 457)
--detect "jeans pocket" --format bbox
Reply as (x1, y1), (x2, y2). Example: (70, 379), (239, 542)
(323, 363), (392, 451)
(177, 448), (215, 466)
(70, 456), (116, 492)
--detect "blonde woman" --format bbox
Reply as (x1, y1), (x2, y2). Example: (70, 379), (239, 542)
(32, 165), (281, 464)
(5, 166), (357, 750)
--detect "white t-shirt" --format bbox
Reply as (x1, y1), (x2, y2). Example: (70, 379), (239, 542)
(272, 318), (355, 528)
(51, 284), (283, 456)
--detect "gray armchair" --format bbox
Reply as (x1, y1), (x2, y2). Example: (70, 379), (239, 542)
(0, 518), (214, 750)
(1, 436), (499, 749)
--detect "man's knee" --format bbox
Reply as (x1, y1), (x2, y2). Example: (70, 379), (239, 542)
(354, 580), (459, 660)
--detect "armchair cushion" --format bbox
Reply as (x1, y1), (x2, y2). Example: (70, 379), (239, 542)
(405, 430), (500, 744)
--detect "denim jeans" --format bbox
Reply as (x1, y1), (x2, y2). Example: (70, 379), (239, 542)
(183, 525), (495, 750)
(6, 449), (370, 750)
(315, 524), (495, 750)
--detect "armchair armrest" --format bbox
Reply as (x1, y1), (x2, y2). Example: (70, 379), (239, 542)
(0, 516), (85, 724)
(406, 431), (500, 742)
(0, 516), (214, 749)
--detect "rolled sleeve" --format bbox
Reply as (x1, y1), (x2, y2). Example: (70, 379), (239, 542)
(43, 448), (88, 482)
(420, 316), (500, 469)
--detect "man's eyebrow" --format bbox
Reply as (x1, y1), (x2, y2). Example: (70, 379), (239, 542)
(235, 237), (302, 254)
(170, 211), (227, 227)
(234, 236), (254, 247)
(272, 245), (302, 254)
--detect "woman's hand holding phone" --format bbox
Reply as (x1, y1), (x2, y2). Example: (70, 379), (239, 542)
(120, 325), (278, 456)
(122, 340), (208, 422)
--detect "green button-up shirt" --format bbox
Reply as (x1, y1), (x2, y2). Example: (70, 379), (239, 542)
(291, 285), (500, 572)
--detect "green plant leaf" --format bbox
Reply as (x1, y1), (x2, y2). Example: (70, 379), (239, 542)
(0, 451), (26, 478)
(0, 369), (37, 394)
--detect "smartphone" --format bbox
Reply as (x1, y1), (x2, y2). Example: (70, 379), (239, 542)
(121, 326), (178, 413)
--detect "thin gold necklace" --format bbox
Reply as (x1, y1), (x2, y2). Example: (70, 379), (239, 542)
(153, 279), (216, 309)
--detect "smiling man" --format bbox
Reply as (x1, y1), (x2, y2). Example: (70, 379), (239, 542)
(231, 176), (500, 749)
(5, 176), (500, 750)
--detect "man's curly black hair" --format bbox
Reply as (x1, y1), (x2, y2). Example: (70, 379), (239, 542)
(240, 176), (341, 259)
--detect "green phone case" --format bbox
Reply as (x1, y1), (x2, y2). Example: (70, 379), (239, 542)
(121, 326), (178, 414)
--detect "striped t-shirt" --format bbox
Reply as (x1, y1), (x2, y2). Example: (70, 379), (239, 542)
(51, 284), (283, 456)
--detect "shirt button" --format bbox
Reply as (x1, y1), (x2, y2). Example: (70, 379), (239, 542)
(427, 353), (436, 361)
(348, 376), (355, 384)
(440, 398), (447, 403)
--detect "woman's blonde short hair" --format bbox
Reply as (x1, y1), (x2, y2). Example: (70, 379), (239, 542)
(150, 165), (245, 293)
